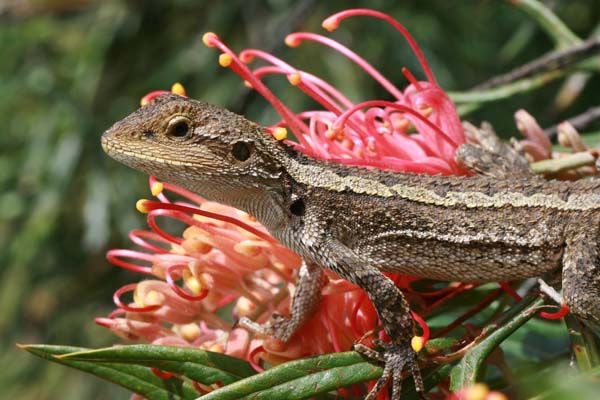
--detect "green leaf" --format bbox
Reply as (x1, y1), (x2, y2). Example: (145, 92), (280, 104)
(449, 296), (545, 390)
(27, 345), (382, 399)
(20, 344), (198, 400)
(58, 344), (256, 385)
(201, 351), (381, 400)
(564, 316), (600, 372)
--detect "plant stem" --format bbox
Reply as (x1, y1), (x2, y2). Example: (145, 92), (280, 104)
(508, 0), (581, 48)
(449, 70), (562, 104)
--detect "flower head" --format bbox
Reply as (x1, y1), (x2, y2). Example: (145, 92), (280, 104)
(202, 8), (466, 175)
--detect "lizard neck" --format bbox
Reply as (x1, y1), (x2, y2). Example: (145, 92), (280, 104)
(176, 175), (289, 232)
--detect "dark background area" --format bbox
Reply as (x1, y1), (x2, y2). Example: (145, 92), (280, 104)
(1, 1), (598, 398)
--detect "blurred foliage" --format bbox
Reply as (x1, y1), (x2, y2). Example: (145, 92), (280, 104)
(1, 0), (599, 399)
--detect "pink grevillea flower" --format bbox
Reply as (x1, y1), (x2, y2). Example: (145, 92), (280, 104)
(99, 8), (537, 398)
(203, 8), (466, 176)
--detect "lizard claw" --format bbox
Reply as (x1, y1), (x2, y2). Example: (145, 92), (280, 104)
(238, 313), (296, 342)
(355, 340), (424, 400)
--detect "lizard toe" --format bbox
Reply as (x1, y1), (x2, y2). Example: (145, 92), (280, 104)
(357, 341), (423, 400)
(237, 314), (296, 342)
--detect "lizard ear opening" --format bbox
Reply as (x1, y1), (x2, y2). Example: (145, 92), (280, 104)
(290, 198), (305, 216)
(232, 142), (252, 161)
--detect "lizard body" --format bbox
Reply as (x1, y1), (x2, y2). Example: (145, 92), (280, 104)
(102, 94), (600, 399)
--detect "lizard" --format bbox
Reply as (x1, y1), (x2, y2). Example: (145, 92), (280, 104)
(101, 93), (600, 399)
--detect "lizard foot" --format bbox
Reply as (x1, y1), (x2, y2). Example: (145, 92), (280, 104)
(355, 340), (424, 400)
(237, 313), (296, 342)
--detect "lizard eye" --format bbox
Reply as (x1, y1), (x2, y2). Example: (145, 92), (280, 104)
(232, 142), (252, 161)
(166, 116), (191, 138)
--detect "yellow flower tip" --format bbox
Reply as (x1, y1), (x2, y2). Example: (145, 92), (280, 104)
(183, 238), (213, 255)
(243, 80), (253, 89)
(218, 53), (233, 68)
(322, 16), (339, 32)
(284, 34), (301, 48)
(171, 82), (186, 96)
(287, 72), (302, 86)
(202, 32), (218, 47)
(411, 336), (425, 352)
(133, 288), (163, 307)
(234, 240), (262, 257)
(145, 290), (164, 306)
(136, 199), (151, 214)
(466, 383), (489, 400)
(208, 343), (225, 353)
(273, 127), (288, 141)
(178, 323), (201, 342)
(133, 290), (144, 307)
(150, 181), (164, 196)
(235, 297), (256, 316)
(184, 274), (202, 295)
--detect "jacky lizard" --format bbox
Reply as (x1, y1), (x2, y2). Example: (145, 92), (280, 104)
(102, 93), (600, 399)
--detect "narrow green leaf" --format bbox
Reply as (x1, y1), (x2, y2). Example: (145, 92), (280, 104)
(20, 344), (198, 400)
(201, 351), (380, 400)
(449, 296), (545, 390)
(58, 344), (256, 385)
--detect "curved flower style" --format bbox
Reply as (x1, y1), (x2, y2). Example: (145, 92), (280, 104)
(97, 8), (526, 398)
(201, 8), (467, 176)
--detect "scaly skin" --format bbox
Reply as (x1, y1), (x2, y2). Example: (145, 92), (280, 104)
(102, 94), (600, 399)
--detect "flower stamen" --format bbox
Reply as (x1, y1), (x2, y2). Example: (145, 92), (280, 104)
(202, 33), (307, 137)
(165, 264), (209, 301)
(113, 283), (161, 313)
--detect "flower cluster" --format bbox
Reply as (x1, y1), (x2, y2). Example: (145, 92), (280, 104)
(98, 8), (539, 398)
(201, 9), (466, 176)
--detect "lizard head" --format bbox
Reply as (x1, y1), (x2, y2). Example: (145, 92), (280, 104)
(102, 94), (287, 204)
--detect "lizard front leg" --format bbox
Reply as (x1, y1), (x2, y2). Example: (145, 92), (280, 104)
(239, 260), (327, 341)
(241, 241), (422, 398)
(321, 239), (423, 399)
(562, 229), (600, 334)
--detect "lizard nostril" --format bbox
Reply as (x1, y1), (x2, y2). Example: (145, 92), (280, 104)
(142, 130), (154, 138)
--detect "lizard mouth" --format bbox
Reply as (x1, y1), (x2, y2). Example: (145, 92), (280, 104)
(100, 134), (198, 169)
(100, 135), (112, 155)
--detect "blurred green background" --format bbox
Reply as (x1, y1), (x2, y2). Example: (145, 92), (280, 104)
(1, 1), (599, 399)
